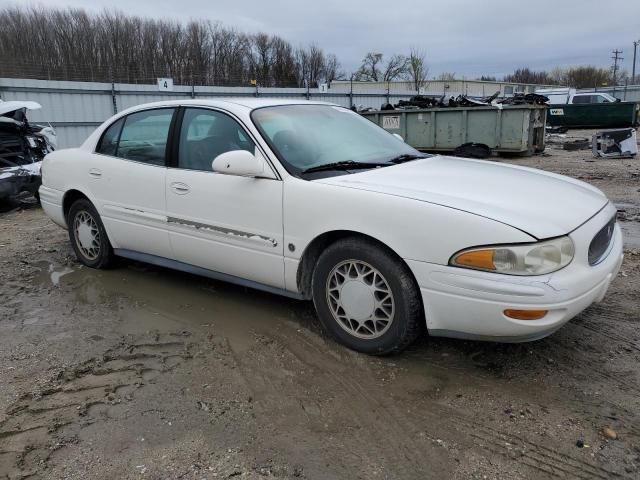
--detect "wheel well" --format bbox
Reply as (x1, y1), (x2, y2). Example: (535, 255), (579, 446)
(296, 230), (421, 301)
(62, 189), (90, 221)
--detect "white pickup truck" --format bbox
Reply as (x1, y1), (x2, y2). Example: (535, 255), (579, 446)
(536, 87), (619, 105)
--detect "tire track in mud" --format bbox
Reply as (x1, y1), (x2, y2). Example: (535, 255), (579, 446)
(239, 324), (629, 480)
(0, 333), (194, 480)
(225, 329), (442, 478)
(419, 405), (624, 480)
(548, 308), (640, 409)
(575, 305), (640, 354)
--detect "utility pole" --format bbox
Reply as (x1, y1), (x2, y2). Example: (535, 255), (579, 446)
(633, 41), (639, 85)
(611, 49), (623, 86)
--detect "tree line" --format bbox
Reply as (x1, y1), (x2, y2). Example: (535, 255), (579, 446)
(501, 66), (630, 89)
(0, 6), (628, 90)
(0, 6), (343, 87)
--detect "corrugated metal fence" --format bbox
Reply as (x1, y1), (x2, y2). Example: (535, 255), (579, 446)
(2, 78), (639, 148)
(0, 78), (417, 148)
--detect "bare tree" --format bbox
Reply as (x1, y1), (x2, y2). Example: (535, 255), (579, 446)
(503, 67), (549, 84)
(355, 52), (383, 81)
(307, 44), (325, 87)
(407, 47), (429, 92)
(565, 66), (612, 88)
(383, 54), (409, 82)
(271, 36), (297, 87)
(323, 53), (344, 83)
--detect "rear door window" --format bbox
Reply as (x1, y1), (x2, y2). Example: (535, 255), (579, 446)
(116, 108), (175, 166)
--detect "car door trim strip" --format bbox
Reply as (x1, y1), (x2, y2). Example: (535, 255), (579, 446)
(166, 216), (278, 247)
(103, 204), (167, 222)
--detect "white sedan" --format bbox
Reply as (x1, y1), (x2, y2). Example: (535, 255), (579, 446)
(39, 99), (623, 354)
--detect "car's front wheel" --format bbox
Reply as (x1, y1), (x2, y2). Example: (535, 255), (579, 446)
(67, 198), (114, 269)
(311, 237), (423, 355)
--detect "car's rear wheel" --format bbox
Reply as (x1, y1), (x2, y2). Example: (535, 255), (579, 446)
(67, 199), (114, 268)
(311, 237), (423, 355)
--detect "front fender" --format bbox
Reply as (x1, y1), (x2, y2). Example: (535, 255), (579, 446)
(283, 178), (534, 292)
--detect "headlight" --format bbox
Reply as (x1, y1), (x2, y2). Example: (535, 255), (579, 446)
(450, 236), (574, 275)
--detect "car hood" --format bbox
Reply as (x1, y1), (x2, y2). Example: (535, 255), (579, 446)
(314, 156), (608, 239)
(0, 101), (42, 117)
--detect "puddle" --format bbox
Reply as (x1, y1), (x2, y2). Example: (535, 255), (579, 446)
(33, 261), (76, 286)
(49, 264), (75, 286)
(35, 259), (319, 353)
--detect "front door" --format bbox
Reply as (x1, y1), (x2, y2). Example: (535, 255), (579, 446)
(165, 107), (284, 288)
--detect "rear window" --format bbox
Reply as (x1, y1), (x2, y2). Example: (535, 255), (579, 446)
(96, 118), (124, 156)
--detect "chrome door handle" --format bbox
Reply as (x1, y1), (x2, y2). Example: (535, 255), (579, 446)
(88, 168), (102, 178)
(170, 182), (190, 194)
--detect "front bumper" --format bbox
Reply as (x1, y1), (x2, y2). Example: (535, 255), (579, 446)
(407, 204), (624, 342)
(0, 168), (41, 200)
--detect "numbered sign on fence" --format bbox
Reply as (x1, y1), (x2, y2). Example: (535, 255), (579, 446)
(157, 78), (174, 92)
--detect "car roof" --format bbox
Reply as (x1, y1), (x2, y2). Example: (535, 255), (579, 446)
(118, 98), (339, 116)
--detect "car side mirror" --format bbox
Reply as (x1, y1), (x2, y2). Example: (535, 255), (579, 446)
(392, 133), (404, 142)
(212, 150), (273, 178)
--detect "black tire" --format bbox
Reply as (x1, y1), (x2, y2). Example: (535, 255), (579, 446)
(67, 198), (114, 269)
(311, 237), (423, 355)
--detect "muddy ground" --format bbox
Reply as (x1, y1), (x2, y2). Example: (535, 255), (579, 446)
(1, 129), (639, 480)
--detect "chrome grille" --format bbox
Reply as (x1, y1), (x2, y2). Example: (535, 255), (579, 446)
(588, 216), (616, 265)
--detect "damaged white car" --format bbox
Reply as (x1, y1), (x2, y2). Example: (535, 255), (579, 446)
(0, 101), (56, 202)
(39, 100), (623, 354)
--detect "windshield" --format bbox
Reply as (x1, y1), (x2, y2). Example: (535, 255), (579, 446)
(251, 104), (422, 177)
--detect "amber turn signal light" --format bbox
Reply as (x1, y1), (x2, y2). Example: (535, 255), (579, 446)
(453, 249), (496, 270)
(504, 309), (548, 320)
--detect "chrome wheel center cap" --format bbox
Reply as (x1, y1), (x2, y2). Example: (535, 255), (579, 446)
(340, 280), (375, 320)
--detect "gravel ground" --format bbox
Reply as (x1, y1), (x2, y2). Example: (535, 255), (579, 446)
(1, 129), (639, 479)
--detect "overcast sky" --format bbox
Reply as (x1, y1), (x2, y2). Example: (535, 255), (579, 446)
(11, 0), (640, 78)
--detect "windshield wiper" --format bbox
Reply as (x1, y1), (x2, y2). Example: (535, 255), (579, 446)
(301, 160), (390, 174)
(388, 153), (429, 164)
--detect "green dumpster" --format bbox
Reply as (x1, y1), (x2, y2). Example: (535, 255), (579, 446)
(361, 105), (546, 156)
(547, 102), (640, 129)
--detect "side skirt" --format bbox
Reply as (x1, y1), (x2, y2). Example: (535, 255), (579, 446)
(113, 248), (305, 300)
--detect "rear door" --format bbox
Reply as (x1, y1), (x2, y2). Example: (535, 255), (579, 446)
(87, 107), (175, 258)
(165, 107), (285, 288)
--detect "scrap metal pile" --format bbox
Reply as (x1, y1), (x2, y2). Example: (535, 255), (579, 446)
(361, 92), (550, 112)
(0, 101), (56, 202)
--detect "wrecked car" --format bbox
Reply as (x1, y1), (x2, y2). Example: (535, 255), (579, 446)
(39, 99), (622, 355)
(0, 101), (56, 202)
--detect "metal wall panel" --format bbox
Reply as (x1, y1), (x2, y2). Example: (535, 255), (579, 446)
(4, 77), (606, 149)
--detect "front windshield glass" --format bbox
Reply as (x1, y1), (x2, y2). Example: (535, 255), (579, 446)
(251, 105), (422, 176)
